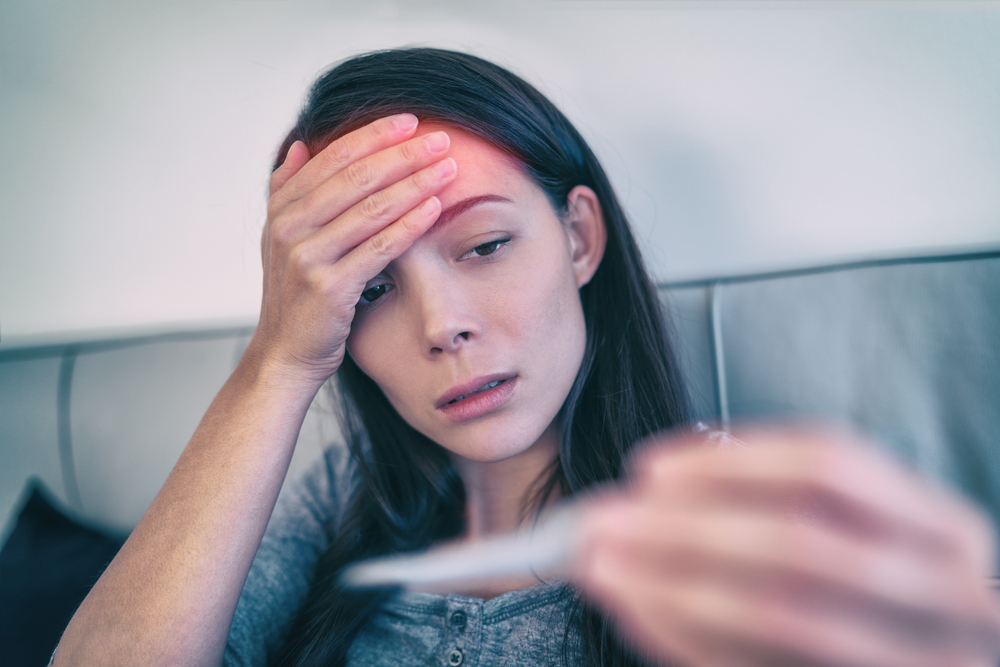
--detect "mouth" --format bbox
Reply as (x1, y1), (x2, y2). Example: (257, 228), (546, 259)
(448, 379), (505, 404)
(436, 373), (517, 410)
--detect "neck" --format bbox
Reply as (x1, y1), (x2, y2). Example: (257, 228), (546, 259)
(451, 425), (561, 541)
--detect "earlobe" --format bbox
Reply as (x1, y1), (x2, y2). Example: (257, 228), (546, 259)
(565, 186), (608, 288)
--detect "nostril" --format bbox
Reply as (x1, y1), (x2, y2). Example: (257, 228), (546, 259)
(426, 329), (473, 354)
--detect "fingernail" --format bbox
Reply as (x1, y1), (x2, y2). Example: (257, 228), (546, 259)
(393, 114), (419, 132)
(424, 131), (450, 153)
(420, 196), (440, 215)
(284, 141), (301, 163)
(433, 158), (456, 178)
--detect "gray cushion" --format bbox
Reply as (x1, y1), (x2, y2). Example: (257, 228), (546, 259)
(661, 254), (1000, 528)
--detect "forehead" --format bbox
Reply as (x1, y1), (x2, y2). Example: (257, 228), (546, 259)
(415, 122), (529, 209)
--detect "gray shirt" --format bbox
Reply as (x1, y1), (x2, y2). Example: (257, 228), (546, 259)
(223, 446), (583, 666)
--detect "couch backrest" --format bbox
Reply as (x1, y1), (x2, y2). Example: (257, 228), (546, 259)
(662, 252), (1000, 522)
(0, 330), (337, 539)
(2, 251), (998, 544)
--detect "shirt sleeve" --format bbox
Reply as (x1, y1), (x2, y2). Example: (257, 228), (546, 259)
(223, 444), (350, 667)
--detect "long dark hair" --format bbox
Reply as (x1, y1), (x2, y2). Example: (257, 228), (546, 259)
(270, 48), (689, 667)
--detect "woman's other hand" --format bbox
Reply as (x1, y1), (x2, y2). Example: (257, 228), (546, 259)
(248, 114), (457, 388)
(574, 427), (1000, 667)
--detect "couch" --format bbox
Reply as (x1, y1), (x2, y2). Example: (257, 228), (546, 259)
(2, 250), (998, 662)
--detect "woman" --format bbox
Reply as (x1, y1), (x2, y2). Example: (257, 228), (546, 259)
(54, 48), (1000, 667)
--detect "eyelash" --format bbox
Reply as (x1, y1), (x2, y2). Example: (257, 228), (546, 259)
(460, 237), (511, 261)
(358, 238), (512, 306)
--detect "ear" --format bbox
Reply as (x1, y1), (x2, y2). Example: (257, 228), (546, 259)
(564, 185), (607, 288)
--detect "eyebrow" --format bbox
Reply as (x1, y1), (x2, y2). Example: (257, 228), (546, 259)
(430, 194), (513, 232)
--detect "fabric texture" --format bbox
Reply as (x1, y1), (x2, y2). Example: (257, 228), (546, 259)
(344, 582), (582, 667)
(224, 446), (345, 666)
(223, 446), (584, 667)
(1, 479), (124, 667)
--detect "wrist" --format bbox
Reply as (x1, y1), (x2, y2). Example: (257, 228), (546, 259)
(235, 336), (334, 404)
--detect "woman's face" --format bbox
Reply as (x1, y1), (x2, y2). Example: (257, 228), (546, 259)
(346, 124), (605, 465)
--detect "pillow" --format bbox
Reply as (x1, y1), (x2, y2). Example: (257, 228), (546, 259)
(0, 479), (124, 666)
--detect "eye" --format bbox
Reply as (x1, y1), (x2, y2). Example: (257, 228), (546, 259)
(473, 240), (504, 256)
(462, 237), (511, 260)
(359, 283), (391, 304)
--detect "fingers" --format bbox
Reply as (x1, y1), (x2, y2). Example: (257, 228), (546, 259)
(289, 130), (451, 230)
(269, 118), (449, 230)
(328, 194), (443, 292)
(269, 140), (311, 197)
(253, 114), (455, 384)
(578, 498), (1000, 667)
(276, 193), (443, 324)
(279, 153), (455, 301)
(270, 113), (419, 204)
(598, 568), (984, 667)
(267, 127), (454, 269)
(594, 501), (992, 631)
(305, 157), (457, 265)
(632, 428), (996, 576)
(573, 429), (1000, 667)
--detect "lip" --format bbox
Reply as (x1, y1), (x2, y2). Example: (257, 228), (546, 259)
(436, 373), (518, 422)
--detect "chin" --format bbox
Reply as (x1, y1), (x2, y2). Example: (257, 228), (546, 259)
(448, 443), (533, 465)
(435, 418), (558, 466)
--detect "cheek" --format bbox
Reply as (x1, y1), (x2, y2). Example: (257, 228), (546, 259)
(346, 312), (401, 395)
(501, 247), (587, 381)
(346, 306), (431, 429)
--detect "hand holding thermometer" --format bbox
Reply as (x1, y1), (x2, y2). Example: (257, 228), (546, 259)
(342, 430), (1000, 667)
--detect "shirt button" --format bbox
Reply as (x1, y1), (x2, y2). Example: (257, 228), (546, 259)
(450, 610), (467, 629)
(447, 648), (464, 666)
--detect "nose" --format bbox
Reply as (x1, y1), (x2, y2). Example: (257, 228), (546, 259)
(413, 275), (482, 356)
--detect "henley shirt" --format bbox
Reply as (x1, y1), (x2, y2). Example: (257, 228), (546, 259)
(222, 445), (585, 666)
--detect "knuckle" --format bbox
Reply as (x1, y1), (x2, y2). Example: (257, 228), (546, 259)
(360, 191), (392, 221)
(322, 137), (353, 170)
(305, 270), (330, 298)
(398, 210), (426, 236)
(398, 138), (420, 163)
(410, 168), (433, 192)
(367, 230), (394, 258)
(313, 270), (337, 298)
(269, 215), (296, 247)
(345, 159), (375, 190)
(287, 242), (313, 270)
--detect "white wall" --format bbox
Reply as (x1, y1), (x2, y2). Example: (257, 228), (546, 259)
(2, 1), (999, 347)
